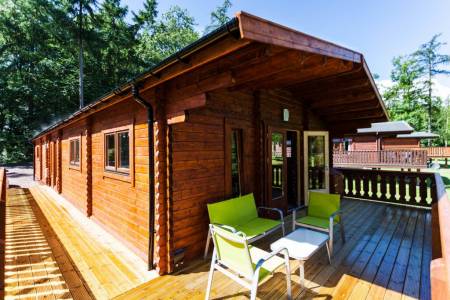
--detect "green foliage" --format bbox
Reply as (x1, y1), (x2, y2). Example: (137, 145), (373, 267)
(383, 34), (450, 146)
(205, 0), (232, 34)
(137, 6), (199, 69)
(0, 0), (204, 163)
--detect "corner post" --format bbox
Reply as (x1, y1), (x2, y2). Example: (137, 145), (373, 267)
(154, 92), (170, 274)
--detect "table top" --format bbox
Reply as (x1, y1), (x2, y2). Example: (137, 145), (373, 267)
(270, 228), (329, 260)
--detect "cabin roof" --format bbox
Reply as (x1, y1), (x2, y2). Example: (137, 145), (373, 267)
(397, 131), (440, 139)
(33, 11), (388, 140)
(357, 121), (414, 135)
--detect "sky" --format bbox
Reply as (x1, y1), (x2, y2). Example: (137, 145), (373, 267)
(123, 0), (450, 97)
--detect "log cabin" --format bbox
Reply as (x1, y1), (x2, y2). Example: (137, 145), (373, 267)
(32, 11), (389, 275)
(333, 121), (439, 152)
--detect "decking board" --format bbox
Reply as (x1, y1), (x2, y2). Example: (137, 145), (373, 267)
(114, 199), (431, 300)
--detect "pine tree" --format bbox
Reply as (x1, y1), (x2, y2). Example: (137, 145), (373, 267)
(205, 0), (232, 33)
(413, 34), (450, 145)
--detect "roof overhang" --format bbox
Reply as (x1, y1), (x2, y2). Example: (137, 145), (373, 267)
(33, 11), (388, 140)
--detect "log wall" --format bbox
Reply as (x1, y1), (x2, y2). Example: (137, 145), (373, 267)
(170, 88), (326, 260)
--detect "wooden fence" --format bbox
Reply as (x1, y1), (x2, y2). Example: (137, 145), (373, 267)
(336, 167), (437, 209)
(333, 150), (428, 168)
(426, 147), (450, 158)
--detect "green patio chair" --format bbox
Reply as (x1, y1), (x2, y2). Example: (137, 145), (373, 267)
(292, 191), (345, 255)
(204, 193), (285, 259)
(205, 224), (292, 300)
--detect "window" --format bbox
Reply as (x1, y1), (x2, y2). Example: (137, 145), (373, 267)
(231, 129), (243, 197)
(104, 130), (130, 174)
(69, 139), (80, 165)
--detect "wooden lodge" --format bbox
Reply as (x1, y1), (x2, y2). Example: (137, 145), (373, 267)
(32, 12), (389, 275)
(332, 121), (440, 169)
(333, 121), (439, 152)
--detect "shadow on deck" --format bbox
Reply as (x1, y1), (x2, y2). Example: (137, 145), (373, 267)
(115, 199), (431, 300)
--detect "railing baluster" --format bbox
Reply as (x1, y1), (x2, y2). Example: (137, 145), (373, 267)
(419, 175), (428, 206)
(334, 167), (435, 209)
(398, 174), (406, 203)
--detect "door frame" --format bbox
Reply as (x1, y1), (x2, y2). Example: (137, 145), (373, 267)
(303, 131), (329, 205)
(267, 127), (287, 210)
(266, 126), (301, 210)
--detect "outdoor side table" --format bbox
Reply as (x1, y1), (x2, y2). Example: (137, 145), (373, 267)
(270, 228), (331, 287)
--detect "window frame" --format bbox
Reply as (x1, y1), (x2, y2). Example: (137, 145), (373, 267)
(225, 119), (247, 198)
(68, 136), (82, 171)
(103, 128), (131, 176)
(230, 128), (244, 197)
(69, 138), (81, 166)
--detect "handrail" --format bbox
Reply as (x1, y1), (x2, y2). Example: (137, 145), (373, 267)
(333, 149), (428, 168)
(431, 173), (450, 299)
(0, 168), (7, 202)
(335, 167), (437, 209)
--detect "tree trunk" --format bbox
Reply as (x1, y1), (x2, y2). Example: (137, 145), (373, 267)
(427, 64), (432, 147)
(78, 0), (84, 109)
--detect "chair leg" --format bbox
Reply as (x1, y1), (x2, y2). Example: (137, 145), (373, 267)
(204, 230), (211, 259)
(325, 241), (332, 265)
(328, 227), (334, 257)
(298, 260), (305, 288)
(250, 276), (259, 300)
(205, 250), (216, 300)
(292, 210), (296, 232)
(282, 221), (286, 236)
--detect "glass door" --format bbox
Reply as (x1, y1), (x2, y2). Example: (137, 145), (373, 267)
(304, 131), (329, 205)
(269, 129), (286, 210)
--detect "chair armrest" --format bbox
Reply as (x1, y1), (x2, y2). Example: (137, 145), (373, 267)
(329, 210), (342, 229)
(254, 247), (290, 271)
(329, 209), (342, 220)
(292, 205), (307, 221)
(258, 206), (284, 221)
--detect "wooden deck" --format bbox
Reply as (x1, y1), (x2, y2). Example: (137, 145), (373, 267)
(115, 199), (431, 300)
(3, 186), (156, 300)
(3, 188), (91, 299)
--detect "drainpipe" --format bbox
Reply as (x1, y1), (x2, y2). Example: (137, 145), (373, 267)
(132, 84), (155, 271)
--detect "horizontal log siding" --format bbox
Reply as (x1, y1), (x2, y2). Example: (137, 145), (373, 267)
(352, 136), (378, 151)
(61, 121), (88, 212)
(171, 88), (322, 260)
(90, 99), (149, 262)
(382, 137), (420, 150)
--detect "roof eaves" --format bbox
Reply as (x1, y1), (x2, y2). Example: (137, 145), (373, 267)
(32, 17), (240, 141)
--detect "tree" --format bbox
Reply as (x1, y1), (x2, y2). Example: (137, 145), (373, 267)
(413, 34), (450, 144)
(63, 0), (99, 108)
(137, 6), (199, 69)
(383, 55), (428, 132)
(205, 0), (232, 33)
(0, 0), (232, 163)
(96, 0), (140, 89)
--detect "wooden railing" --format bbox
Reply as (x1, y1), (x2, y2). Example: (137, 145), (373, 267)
(0, 168), (6, 300)
(426, 147), (450, 158)
(431, 173), (450, 299)
(0, 168), (6, 202)
(333, 150), (428, 168)
(336, 168), (437, 208)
